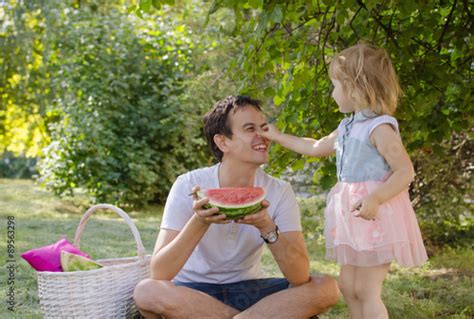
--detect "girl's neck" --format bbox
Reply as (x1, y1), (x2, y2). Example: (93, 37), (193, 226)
(353, 108), (379, 116)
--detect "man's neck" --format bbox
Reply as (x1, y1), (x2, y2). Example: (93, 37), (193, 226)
(218, 159), (259, 188)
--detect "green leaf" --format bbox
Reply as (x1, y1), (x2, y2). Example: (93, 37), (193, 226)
(264, 87), (276, 98)
(274, 95), (284, 106)
(248, 0), (263, 9)
(151, 0), (161, 10)
(291, 158), (305, 171)
(135, 6), (144, 18)
(271, 6), (283, 24)
(319, 174), (333, 190)
(139, 0), (152, 13)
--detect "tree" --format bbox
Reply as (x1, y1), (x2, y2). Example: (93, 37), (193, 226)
(0, 1), (52, 157)
(162, 0), (472, 247)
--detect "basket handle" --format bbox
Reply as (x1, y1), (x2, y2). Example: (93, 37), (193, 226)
(74, 204), (146, 261)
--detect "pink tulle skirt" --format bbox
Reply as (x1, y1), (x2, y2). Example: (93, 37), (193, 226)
(324, 181), (428, 267)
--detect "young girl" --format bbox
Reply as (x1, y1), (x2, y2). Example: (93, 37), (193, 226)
(261, 43), (428, 318)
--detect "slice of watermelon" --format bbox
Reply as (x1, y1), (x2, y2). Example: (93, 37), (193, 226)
(60, 251), (103, 272)
(198, 187), (266, 220)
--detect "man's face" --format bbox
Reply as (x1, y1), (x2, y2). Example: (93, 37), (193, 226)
(223, 105), (270, 165)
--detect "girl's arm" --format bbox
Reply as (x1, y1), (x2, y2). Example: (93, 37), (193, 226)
(352, 124), (415, 219)
(261, 124), (337, 158)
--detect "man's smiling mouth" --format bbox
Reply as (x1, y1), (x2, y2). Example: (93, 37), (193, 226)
(252, 144), (267, 151)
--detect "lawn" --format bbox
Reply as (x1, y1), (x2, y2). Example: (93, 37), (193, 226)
(0, 179), (472, 318)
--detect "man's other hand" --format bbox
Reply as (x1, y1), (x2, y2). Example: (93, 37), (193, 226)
(191, 186), (230, 225)
(235, 200), (274, 233)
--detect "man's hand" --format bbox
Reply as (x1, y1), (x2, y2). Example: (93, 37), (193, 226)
(235, 200), (275, 233)
(192, 186), (230, 225)
(351, 194), (380, 221)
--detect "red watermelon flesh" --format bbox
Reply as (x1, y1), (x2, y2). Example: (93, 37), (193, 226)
(199, 187), (266, 219)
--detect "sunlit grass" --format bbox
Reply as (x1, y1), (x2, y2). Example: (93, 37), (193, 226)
(0, 179), (161, 318)
(0, 179), (472, 318)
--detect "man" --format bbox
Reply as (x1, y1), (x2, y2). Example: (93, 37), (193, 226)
(133, 96), (339, 318)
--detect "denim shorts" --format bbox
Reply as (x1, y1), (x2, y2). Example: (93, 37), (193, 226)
(174, 278), (290, 311)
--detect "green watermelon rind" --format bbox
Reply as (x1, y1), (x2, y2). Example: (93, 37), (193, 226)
(60, 250), (104, 272)
(203, 201), (263, 220)
(198, 188), (265, 220)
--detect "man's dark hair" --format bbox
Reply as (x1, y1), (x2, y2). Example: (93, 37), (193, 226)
(204, 95), (263, 162)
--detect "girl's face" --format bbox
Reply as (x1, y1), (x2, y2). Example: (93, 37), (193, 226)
(331, 79), (354, 113)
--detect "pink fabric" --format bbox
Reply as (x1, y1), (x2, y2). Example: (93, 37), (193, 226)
(21, 238), (90, 272)
(324, 181), (428, 267)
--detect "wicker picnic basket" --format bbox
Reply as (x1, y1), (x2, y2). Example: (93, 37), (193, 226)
(37, 204), (152, 318)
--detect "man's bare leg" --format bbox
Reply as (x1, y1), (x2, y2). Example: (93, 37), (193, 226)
(234, 275), (340, 319)
(134, 278), (240, 319)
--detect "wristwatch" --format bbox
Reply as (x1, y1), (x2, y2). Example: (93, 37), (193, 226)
(260, 225), (280, 244)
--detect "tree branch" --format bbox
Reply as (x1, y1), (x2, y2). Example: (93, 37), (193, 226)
(283, 15), (320, 36)
(356, 0), (399, 48)
(462, 0), (471, 17)
(349, 6), (363, 39)
(321, 9), (336, 76)
(437, 0), (457, 52)
(255, 23), (280, 55)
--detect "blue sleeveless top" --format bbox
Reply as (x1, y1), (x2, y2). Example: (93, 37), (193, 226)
(335, 111), (399, 183)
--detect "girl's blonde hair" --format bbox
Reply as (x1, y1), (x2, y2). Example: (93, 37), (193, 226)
(329, 43), (401, 115)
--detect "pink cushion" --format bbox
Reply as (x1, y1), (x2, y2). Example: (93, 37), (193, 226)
(21, 238), (90, 272)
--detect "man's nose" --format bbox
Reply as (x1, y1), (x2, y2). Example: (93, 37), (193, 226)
(255, 127), (265, 136)
(255, 128), (269, 142)
(257, 124), (270, 134)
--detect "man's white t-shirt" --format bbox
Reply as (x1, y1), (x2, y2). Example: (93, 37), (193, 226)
(161, 164), (302, 284)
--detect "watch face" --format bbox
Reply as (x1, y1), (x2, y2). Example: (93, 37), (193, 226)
(261, 226), (279, 244)
(267, 231), (278, 243)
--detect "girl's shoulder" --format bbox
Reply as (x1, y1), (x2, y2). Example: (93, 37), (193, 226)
(365, 115), (399, 137)
(337, 112), (400, 140)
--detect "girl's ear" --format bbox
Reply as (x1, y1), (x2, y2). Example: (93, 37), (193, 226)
(213, 134), (229, 153)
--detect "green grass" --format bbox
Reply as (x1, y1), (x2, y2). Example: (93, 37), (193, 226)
(1, 179), (472, 318)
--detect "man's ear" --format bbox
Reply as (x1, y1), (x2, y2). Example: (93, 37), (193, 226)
(213, 134), (229, 153)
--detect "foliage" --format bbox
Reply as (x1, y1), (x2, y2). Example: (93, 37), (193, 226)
(1, 1), (220, 205)
(411, 131), (473, 251)
(0, 152), (37, 179)
(194, 0), (473, 248)
(135, 1), (243, 134)
(36, 3), (211, 205)
(0, 1), (51, 156)
(298, 195), (326, 244)
(1, 1), (245, 205)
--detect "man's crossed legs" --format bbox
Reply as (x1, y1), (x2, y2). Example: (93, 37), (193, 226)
(133, 275), (339, 318)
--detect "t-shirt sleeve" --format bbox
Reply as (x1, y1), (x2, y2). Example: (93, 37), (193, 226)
(368, 115), (399, 137)
(160, 175), (194, 231)
(272, 183), (302, 232)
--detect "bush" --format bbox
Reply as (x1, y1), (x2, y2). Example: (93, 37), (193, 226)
(410, 132), (473, 251)
(298, 196), (326, 246)
(0, 152), (37, 179)
(37, 7), (208, 206)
